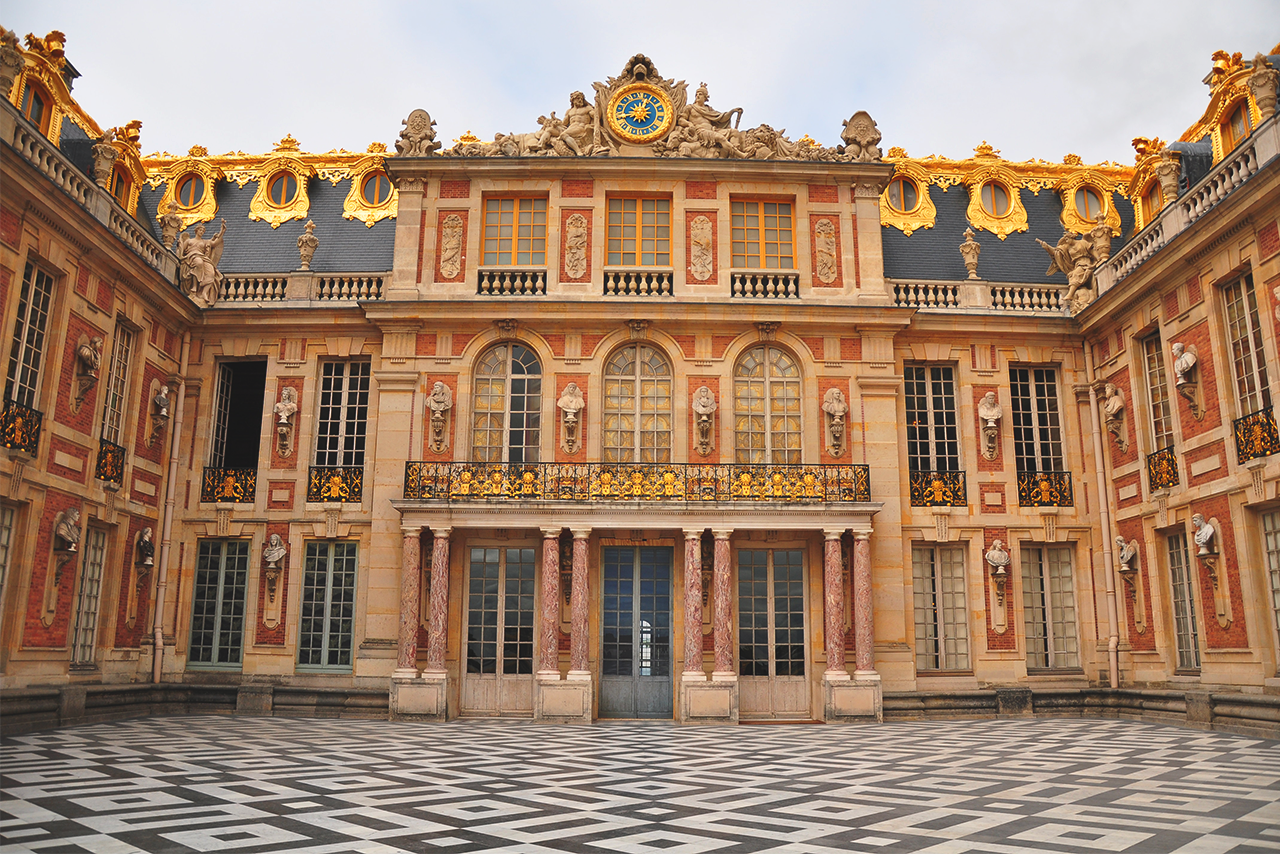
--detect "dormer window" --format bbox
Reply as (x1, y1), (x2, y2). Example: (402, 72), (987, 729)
(360, 172), (392, 206)
(176, 173), (205, 208)
(109, 164), (131, 208)
(885, 176), (919, 213)
(19, 81), (51, 135)
(267, 171), (299, 206)
(979, 181), (1010, 218)
(1141, 182), (1163, 225)
(1074, 186), (1104, 223)
(1222, 101), (1253, 150)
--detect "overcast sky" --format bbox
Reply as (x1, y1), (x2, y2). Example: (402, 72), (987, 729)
(6, 2), (1277, 164)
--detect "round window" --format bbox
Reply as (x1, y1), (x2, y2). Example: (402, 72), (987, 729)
(361, 172), (392, 206)
(268, 172), (299, 206)
(1074, 186), (1104, 222)
(980, 182), (1010, 217)
(176, 174), (205, 208)
(885, 176), (919, 213)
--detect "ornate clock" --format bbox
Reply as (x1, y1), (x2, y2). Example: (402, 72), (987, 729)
(606, 83), (674, 144)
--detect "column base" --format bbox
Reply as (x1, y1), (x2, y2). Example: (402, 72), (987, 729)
(824, 671), (882, 723)
(535, 676), (593, 723)
(824, 669), (851, 682)
(681, 670), (708, 683)
(392, 667), (419, 680)
(681, 675), (739, 724)
(711, 670), (738, 683)
(389, 672), (448, 722)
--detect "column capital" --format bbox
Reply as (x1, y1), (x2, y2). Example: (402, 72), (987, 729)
(684, 528), (705, 541)
(823, 528), (846, 541)
(570, 528), (592, 540)
(432, 527), (452, 539)
(540, 527), (563, 539)
(712, 529), (733, 541)
(853, 530), (871, 541)
(401, 525), (423, 538)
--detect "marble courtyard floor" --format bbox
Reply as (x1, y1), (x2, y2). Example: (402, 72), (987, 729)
(1, 715), (1277, 853)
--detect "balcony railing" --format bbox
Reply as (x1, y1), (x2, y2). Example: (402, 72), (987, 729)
(95, 438), (126, 486)
(1146, 445), (1179, 491)
(404, 462), (870, 503)
(221, 276), (288, 302)
(308, 465), (364, 502)
(894, 282), (959, 309)
(909, 470), (967, 507)
(731, 271), (799, 299)
(0, 400), (43, 456)
(1015, 470), (1073, 507)
(200, 467), (257, 503)
(477, 268), (547, 296)
(315, 274), (384, 301)
(1234, 408), (1280, 464)
(603, 269), (673, 297)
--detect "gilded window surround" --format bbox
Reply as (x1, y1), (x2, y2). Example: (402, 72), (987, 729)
(343, 155), (397, 227)
(107, 121), (145, 218)
(1056, 170), (1122, 237)
(963, 163), (1029, 240)
(151, 158), (225, 231)
(879, 159), (937, 236)
(6, 33), (102, 145)
(247, 155), (317, 228)
(1181, 68), (1263, 163)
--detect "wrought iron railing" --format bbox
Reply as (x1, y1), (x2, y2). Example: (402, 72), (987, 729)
(1234, 407), (1280, 464)
(1015, 470), (1073, 507)
(200, 467), (257, 503)
(403, 462), (870, 503)
(95, 438), (126, 486)
(909, 470), (967, 507)
(308, 465), (364, 502)
(0, 399), (43, 456)
(1146, 445), (1179, 491)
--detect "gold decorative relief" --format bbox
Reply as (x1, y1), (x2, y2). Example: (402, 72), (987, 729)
(879, 159), (937, 236)
(1056, 169), (1122, 237)
(964, 163), (1028, 240)
(153, 158), (224, 231)
(342, 154), (397, 227)
(247, 155), (316, 228)
(8, 33), (102, 144)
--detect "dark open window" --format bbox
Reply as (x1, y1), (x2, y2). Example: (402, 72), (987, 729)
(210, 361), (266, 469)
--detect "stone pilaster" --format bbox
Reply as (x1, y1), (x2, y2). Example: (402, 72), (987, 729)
(394, 527), (421, 677)
(569, 529), (591, 677)
(425, 528), (451, 675)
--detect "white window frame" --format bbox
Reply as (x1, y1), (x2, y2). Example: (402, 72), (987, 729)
(70, 528), (108, 666)
(733, 345), (801, 464)
(5, 261), (56, 408)
(1142, 332), (1175, 451)
(1167, 530), (1201, 671)
(298, 541), (358, 670)
(905, 364), (960, 472)
(315, 361), (371, 468)
(912, 545), (969, 671)
(188, 540), (250, 668)
(470, 343), (542, 464)
(1222, 272), (1272, 417)
(1010, 367), (1065, 473)
(602, 344), (672, 464)
(101, 326), (135, 445)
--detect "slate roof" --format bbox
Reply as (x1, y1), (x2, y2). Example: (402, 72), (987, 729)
(138, 178), (396, 274)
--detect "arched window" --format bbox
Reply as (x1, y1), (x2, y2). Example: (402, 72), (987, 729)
(734, 345), (800, 464)
(603, 344), (672, 463)
(19, 81), (51, 134)
(471, 343), (541, 463)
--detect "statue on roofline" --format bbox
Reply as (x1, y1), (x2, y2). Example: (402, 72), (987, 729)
(178, 219), (227, 309)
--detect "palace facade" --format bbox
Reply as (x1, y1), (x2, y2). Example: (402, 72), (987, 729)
(2, 31), (1278, 736)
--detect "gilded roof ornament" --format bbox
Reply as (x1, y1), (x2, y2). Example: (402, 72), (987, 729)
(1062, 153), (1082, 166)
(23, 31), (66, 68)
(188, 145), (208, 157)
(273, 134), (301, 152)
(366, 142), (387, 154)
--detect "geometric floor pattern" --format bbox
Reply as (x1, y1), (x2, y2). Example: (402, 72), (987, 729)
(2, 716), (1278, 854)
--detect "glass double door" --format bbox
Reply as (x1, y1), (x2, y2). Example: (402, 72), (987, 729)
(599, 546), (673, 718)
(462, 547), (536, 716)
(738, 548), (809, 719)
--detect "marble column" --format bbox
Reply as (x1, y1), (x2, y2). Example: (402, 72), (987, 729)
(683, 529), (704, 677)
(424, 527), (451, 676)
(823, 529), (848, 677)
(712, 529), (734, 677)
(395, 527), (422, 677)
(853, 531), (874, 673)
(538, 528), (562, 678)
(569, 529), (590, 677)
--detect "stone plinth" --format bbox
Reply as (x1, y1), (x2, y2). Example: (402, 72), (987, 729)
(824, 672), (882, 723)
(680, 673), (738, 724)
(535, 676), (592, 723)
(390, 673), (447, 721)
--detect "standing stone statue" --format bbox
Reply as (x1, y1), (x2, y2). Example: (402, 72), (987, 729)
(692, 385), (717, 456)
(1036, 229), (1105, 314)
(959, 228), (981, 280)
(159, 200), (184, 250)
(822, 387), (849, 457)
(91, 129), (119, 190)
(297, 220), (318, 271)
(978, 391), (1002, 460)
(1248, 53), (1279, 121)
(395, 109), (441, 157)
(178, 220), (227, 308)
(558, 383), (585, 454)
(74, 336), (103, 407)
(427, 381), (453, 454)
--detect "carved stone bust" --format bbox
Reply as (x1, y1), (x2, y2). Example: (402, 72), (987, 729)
(1192, 514), (1215, 555)
(558, 383), (585, 454)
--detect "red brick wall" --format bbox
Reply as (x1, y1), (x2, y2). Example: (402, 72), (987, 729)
(1114, 471), (1142, 509)
(132, 361), (169, 464)
(1185, 439), (1227, 487)
(841, 337), (861, 361)
(671, 335), (696, 359)
(75, 265), (91, 297)
(0, 266), (11, 309)
(554, 374), (588, 462)
(47, 436), (90, 484)
(685, 210), (717, 284)
(439, 179), (471, 198)
(559, 208), (592, 284)
(415, 334), (437, 356)
(1186, 274), (1202, 307)
(267, 480), (295, 510)
(1173, 321), (1221, 437)
(1104, 367), (1137, 469)
(809, 214), (843, 288)
(688, 377), (721, 464)
(817, 377), (851, 463)
(983, 527), (1015, 650)
(581, 334), (606, 359)
(255, 521), (291, 646)
(130, 468), (161, 508)
(807, 184), (838, 204)
(1164, 289), (1181, 318)
(1192, 496), (1249, 649)
(800, 337), (824, 361)
(561, 179), (593, 198)
(452, 332), (475, 357)
(0, 205), (20, 246)
(543, 334), (566, 358)
(685, 181), (716, 200)
(1116, 518), (1155, 651)
(711, 336), (736, 359)
(422, 374), (459, 461)
(53, 314), (107, 434)
(434, 209), (468, 284)
(268, 377), (304, 470)
(979, 483), (1005, 512)
(22, 490), (84, 648)
(1259, 220), (1280, 260)
(96, 277), (115, 313)
(974, 385), (1004, 473)
(112, 515), (156, 648)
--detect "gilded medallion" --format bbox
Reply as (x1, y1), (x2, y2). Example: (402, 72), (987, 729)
(606, 83), (674, 144)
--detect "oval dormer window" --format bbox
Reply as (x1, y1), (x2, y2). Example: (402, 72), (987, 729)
(267, 171), (299, 206)
(885, 176), (919, 213)
(979, 181), (1010, 217)
(176, 173), (205, 208)
(1074, 186), (1104, 222)
(361, 172), (392, 206)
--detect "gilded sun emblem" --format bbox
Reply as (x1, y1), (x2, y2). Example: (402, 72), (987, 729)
(627, 102), (652, 123)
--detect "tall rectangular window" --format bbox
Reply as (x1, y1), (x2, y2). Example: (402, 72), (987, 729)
(315, 362), (370, 467)
(483, 198), (547, 266)
(1143, 333), (1174, 450)
(1010, 367), (1064, 472)
(1167, 531), (1201, 671)
(101, 327), (135, 445)
(607, 198), (671, 266)
(189, 541), (249, 667)
(912, 546), (969, 670)
(1222, 273), (1271, 416)
(209, 362), (266, 468)
(905, 365), (960, 472)
(731, 201), (794, 269)
(298, 541), (358, 669)
(1022, 545), (1079, 669)
(5, 262), (55, 408)
(70, 528), (108, 665)
(1263, 512), (1280, 660)
(0, 505), (14, 608)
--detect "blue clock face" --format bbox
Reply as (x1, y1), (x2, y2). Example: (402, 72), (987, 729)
(607, 85), (674, 143)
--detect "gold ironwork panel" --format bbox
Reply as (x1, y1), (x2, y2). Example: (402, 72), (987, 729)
(1016, 470), (1073, 507)
(1234, 409), (1280, 464)
(95, 439), (126, 486)
(909, 470), (967, 507)
(308, 466), (364, 503)
(1146, 446), (1180, 491)
(201, 467), (257, 503)
(0, 400), (43, 457)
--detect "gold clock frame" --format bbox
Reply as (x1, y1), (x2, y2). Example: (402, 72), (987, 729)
(605, 83), (675, 145)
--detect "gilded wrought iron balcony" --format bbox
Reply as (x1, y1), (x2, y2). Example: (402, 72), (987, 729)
(1015, 470), (1073, 507)
(95, 438), (126, 486)
(308, 466), (364, 503)
(403, 462), (870, 503)
(1146, 445), (1179, 491)
(0, 399), (43, 456)
(1234, 408), (1280, 464)
(200, 467), (257, 503)
(909, 470), (966, 507)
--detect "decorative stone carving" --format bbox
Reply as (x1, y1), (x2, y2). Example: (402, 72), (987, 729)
(1102, 383), (1128, 452)
(689, 215), (714, 281)
(985, 539), (1010, 631)
(562, 91), (598, 156)
(159, 201), (183, 250)
(178, 219), (227, 309)
(91, 129), (119, 190)
(840, 111), (883, 162)
(273, 386), (297, 456)
(439, 214), (463, 280)
(756, 321), (779, 341)
(814, 219), (837, 284)
(564, 213), (588, 278)
(1116, 536), (1138, 574)
(296, 220), (318, 271)
(692, 385), (717, 457)
(822, 388), (848, 458)
(1171, 342), (1203, 420)
(395, 109), (441, 157)
(73, 336), (103, 410)
(0, 29), (22, 100)
(959, 228), (981, 280)
(263, 533), (287, 603)
(626, 319), (650, 339)
(1035, 228), (1107, 315)
(494, 318), (518, 334)
(1155, 148), (1181, 208)
(136, 526), (155, 568)
(978, 391), (1002, 460)
(1193, 514), (1231, 628)
(661, 82), (743, 159)
(427, 381), (453, 454)
(1115, 536), (1145, 633)
(1192, 513), (1215, 556)
(558, 382), (585, 455)
(148, 384), (171, 448)
(1248, 53), (1279, 121)
(53, 507), (81, 583)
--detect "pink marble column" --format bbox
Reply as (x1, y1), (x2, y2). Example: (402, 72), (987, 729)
(395, 527), (422, 675)
(424, 528), (451, 675)
(712, 530), (733, 675)
(683, 529), (704, 676)
(538, 528), (562, 677)
(569, 529), (590, 675)
(853, 531), (874, 673)
(823, 529), (847, 676)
